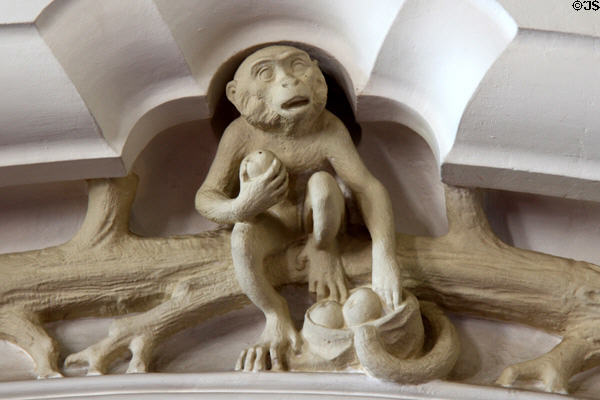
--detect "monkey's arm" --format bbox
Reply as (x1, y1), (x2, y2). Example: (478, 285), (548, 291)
(195, 120), (247, 225)
(325, 115), (402, 306)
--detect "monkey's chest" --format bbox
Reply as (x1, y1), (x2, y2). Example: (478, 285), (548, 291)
(249, 139), (328, 174)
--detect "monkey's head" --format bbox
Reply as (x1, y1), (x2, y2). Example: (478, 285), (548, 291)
(226, 45), (327, 132)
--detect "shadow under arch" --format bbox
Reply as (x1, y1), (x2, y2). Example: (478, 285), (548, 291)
(354, 95), (448, 236)
(357, 95), (439, 162)
(120, 96), (210, 171)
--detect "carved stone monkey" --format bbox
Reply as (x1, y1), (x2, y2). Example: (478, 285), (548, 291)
(195, 45), (403, 371)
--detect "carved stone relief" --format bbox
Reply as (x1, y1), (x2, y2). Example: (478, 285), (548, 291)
(1, 45), (600, 398)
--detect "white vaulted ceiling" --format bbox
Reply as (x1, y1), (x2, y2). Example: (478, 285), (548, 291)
(0, 0), (597, 202)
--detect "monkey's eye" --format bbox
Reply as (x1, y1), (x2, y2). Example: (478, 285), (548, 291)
(291, 58), (308, 74)
(257, 66), (274, 81)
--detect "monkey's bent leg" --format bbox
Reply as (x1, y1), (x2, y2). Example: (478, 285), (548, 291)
(303, 171), (345, 247)
(301, 171), (348, 301)
(0, 309), (62, 379)
(231, 216), (301, 371)
(496, 336), (595, 394)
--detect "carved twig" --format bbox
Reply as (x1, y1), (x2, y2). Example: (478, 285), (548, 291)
(1, 176), (599, 392)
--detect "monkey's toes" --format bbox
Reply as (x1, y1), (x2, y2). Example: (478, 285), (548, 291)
(36, 369), (63, 379)
(235, 345), (268, 372)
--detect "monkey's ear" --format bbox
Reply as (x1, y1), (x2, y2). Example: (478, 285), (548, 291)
(226, 80), (238, 106)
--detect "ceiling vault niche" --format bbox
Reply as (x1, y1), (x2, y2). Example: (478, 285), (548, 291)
(2, 0), (518, 186)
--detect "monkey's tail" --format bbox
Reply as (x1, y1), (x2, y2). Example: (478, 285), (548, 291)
(353, 301), (459, 384)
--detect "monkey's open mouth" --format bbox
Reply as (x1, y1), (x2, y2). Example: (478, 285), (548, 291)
(281, 96), (310, 109)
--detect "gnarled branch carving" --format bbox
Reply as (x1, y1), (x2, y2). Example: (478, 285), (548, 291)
(1, 174), (599, 393)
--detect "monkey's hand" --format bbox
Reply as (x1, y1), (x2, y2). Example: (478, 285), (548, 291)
(235, 158), (288, 220)
(372, 252), (403, 309)
(235, 314), (301, 372)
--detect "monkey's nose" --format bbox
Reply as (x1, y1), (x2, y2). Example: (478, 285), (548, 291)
(282, 78), (300, 88)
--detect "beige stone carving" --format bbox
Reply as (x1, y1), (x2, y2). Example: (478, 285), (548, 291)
(1, 174), (599, 393)
(1, 45), (599, 395)
(195, 46), (403, 372)
(292, 287), (459, 384)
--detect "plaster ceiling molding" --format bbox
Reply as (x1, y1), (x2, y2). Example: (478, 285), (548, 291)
(35, 0), (206, 174)
(0, 2), (118, 186)
(0, 371), (573, 400)
(152, 0), (403, 106)
(1, 0), (517, 187)
(0, 0), (54, 24)
(360, 0), (517, 162)
(444, 0), (600, 201)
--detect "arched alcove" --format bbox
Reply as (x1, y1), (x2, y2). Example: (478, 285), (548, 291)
(1, 0), (518, 185)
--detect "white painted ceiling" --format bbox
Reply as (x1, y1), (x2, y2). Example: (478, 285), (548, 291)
(0, 0), (597, 202)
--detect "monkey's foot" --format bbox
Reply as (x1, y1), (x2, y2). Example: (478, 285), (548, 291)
(496, 356), (569, 394)
(37, 369), (63, 379)
(64, 317), (156, 375)
(300, 238), (348, 302)
(235, 317), (302, 372)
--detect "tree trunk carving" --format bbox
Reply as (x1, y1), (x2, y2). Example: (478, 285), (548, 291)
(1, 174), (598, 393)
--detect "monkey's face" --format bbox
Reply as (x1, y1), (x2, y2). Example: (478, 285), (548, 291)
(227, 46), (327, 131)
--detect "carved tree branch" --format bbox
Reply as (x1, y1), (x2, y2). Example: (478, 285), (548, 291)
(398, 187), (600, 339)
(1, 175), (599, 389)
